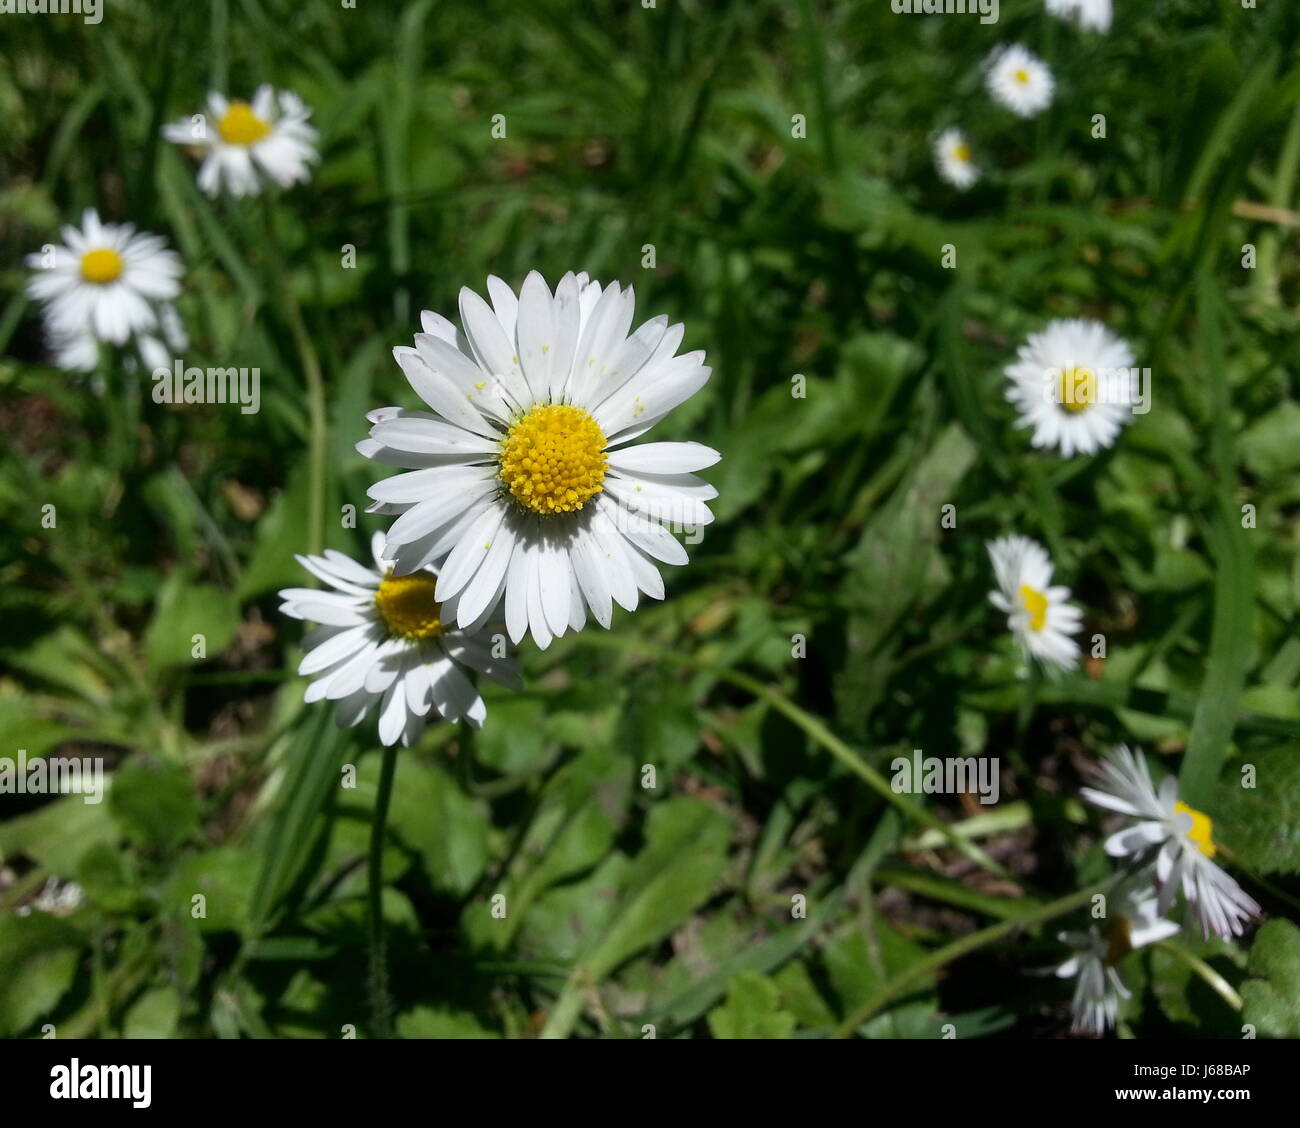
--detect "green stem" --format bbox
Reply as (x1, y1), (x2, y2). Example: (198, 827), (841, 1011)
(368, 742), (400, 1038)
(1154, 940), (1243, 1013)
(260, 195), (328, 555)
(832, 880), (1112, 1038)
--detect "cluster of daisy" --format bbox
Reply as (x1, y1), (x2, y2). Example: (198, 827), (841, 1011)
(1055, 746), (1261, 1034)
(26, 79), (718, 749)
(280, 270), (720, 745)
(25, 85), (317, 372)
(932, 0), (1112, 191)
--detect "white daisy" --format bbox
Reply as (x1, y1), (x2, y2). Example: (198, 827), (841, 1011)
(1004, 318), (1137, 458)
(985, 44), (1055, 118)
(25, 208), (182, 352)
(278, 534), (521, 746)
(986, 535), (1082, 672)
(1055, 879), (1179, 1036)
(1046, 0), (1113, 34)
(163, 85), (318, 197)
(1081, 746), (1262, 940)
(359, 271), (720, 650)
(932, 127), (979, 190)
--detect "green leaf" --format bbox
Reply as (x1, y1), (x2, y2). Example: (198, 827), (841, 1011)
(0, 914), (82, 1036)
(1213, 746), (1300, 874)
(123, 987), (182, 1039)
(144, 572), (239, 671)
(110, 758), (199, 850)
(707, 970), (797, 1039)
(1241, 919), (1300, 1038)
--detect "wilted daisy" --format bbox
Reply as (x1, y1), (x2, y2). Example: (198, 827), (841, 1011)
(1081, 746), (1261, 940)
(985, 45), (1055, 118)
(932, 127), (979, 190)
(359, 271), (719, 649)
(1046, 0), (1112, 34)
(1004, 318), (1137, 458)
(986, 535), (1082, 672)
(163, 86), (318, 197)
(278, 534), (521, 746)
(1055, 880), (1178, 1036)
(25, 209), (183, 359)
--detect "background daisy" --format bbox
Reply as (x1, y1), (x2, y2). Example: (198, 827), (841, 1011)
(1082, 746), (1261, 940)
(1046, 0), (1113, 33)
(986, 535), (1082, 671)
(25, 208), (183, 367)
(986, 44), (1055, 118)
(933, 127), (979, 190)
(1004, 318), (1137, 458)
(164, 85), (318, 197)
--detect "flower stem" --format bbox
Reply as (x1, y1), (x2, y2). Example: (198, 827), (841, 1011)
(367, 742), (399, 1038)
(259, 195), (327, 555)
(1153, 939), (1244, 1013)
(831, 879), (1112, 1038)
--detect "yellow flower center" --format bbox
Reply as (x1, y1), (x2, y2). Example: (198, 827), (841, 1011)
(1173, 800), (1217, 858)
(953, 142), (972, 163)
(1019, 584), (1048, 632)
(79, 248), (124, 285)
(1103, 913), (1133, 967)
(499, 403), (607, 516)
(218, 101), (273, 146)
(1058, 366), (1095, 413)
(1014, 68), (1031, 85)
(374, 571), (444, 642)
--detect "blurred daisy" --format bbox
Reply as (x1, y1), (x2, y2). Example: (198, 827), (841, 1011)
(1055, 880), (1179, 1036)
(359, 271), (719, 649)
(164, 86), (318, 197)
(933, 127), (979, 190)
(1082, 746), (1261, 940)
(1004, 318), (1137, 458)
(25, 208), (182, 355)
(986, 535), (1082, 671)
(986, 45), (1054, 118)
(1046, 0), (1112, 33)
(278, 534), (521, 745)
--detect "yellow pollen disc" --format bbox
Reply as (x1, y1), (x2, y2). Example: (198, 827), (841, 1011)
(1014, 68), (1030, 85)
(1174, 800), (1217, 858)
(374, 571), (443, 642)
(953, 142), (972, 163)
(218, 101), (273, 146)
(1103, 914), (1133, 967)
(79, 248), (124, 285)
(1059, 366), (1095, 413)
(1018, 584), (1048, 632)
(499, 403), (607, 516)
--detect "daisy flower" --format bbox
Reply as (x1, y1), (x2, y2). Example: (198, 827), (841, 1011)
(1004, 318), (1137, 458)
(1046, 0), (1113, 34)
(359, 271), (720, 650)
(1081, 745), (1262, 940)
(1055, 880), (1179, 1036)
(985, 45), (1055, 118)
(25, 209), (183, 356)
(986, 535), (1082, 672)
(278, 534), (521, 746)
(932, 127), (979, 190)
(163, 85), (318, 197)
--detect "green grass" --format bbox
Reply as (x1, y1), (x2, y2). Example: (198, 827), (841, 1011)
(1, 0), (1299, 1040)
